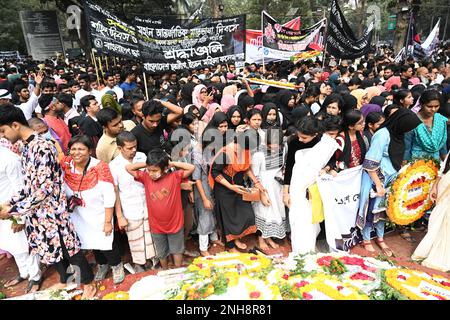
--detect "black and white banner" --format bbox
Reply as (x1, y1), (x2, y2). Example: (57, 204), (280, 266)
(317, 166), (363, 252)
(84, 0), (140, 59)
(134, 15), (246, 73)
(326, 0), (374, 59)
(0, 51), (21, 61)
(262, 11), (326, 61)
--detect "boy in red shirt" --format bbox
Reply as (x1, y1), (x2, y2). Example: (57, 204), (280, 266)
(126, 149), (194, 269)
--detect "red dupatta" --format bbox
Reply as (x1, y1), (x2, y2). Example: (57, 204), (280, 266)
(61, 156), (114, 192)
(208, 144), (251, 189)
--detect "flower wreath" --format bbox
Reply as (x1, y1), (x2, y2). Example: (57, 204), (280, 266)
(276, 273), (369, 300)
(187, 252), (272, 277)
(386, 159), (439, 225)
(385, 269), (450, 300)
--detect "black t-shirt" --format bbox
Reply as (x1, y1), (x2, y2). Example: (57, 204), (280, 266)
(131, 115), (169, 156)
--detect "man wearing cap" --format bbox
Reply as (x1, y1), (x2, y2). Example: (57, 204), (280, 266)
(0, 89), (12, 104)
(14, 71), (43, 120)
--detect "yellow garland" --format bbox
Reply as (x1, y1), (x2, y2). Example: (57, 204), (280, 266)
(280, 274), (369, 300)
(385, 269), (450, 300)
(187, 253), (272, 277)
(387, 159), (438, 225)
(102, 291), (129, 300)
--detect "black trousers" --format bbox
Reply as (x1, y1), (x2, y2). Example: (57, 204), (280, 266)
(54, 231), (94, 284)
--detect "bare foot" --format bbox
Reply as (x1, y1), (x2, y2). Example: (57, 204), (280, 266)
(81, 284), (97, 300)
(267, 238), (279, 249)
(4, 276), (26, 288)
(258, 237), (269, 250)
(48, 283), (69, 290)
(200, 250), (211, 257)
(234, 239), (247, 250)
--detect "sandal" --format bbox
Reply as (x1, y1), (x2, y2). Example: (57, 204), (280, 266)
(376, 239), (394, 257)
(4, 275), (27, 288)
(26, 279), (42, 294)
(362, 240), (376, 252)
(400, 231), (416, 243)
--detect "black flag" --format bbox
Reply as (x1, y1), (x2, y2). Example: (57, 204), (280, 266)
(326, 0), (374, 59)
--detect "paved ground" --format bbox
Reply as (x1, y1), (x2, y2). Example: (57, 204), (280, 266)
(0, 228), (448, 299)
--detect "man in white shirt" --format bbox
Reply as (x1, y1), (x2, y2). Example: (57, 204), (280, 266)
(14, 71), (43, 120)
(0, 146), (41, 292)
(74, 73), (94, 108)
(100, 73), (124, 102)
(109, 132), (156, 273)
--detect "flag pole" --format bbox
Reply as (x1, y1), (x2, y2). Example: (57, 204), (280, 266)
(261, 10), (265, 78)
(322, 18), (328, 69)
(97, 56), (104, 78)
(143, 71), (149, 101)
(91, 49), (100, 86)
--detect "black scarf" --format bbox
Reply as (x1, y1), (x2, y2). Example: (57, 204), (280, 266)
(381, 108), (421, 171)
(341, 131), (366, 168)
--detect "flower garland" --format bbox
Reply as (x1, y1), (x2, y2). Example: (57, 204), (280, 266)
(276, 274), (369, 300)
(187, 252), (273, 277)
(386, 159), (438, 225)
(385, 269), (450, 300)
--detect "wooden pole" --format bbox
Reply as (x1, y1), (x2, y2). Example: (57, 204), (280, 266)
(143, 71), (149, 101)
(105, 56), (109, 71)
(97, 56), (104, 78)
(261, 10), (265, 78)
(91, 49), (100, 86)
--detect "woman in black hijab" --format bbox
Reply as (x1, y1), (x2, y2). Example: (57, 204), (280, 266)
(226, 105), (245, 131)
(261, 103), (282, 129)
(357, 108), (421, 256)
(276, 89), (296, 129)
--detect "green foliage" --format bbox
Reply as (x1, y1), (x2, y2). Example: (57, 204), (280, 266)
(211, 273), (228, 295)
(369, 270), (409, 300)
(290, 254), (317, 278)
(0, 292), (6, 300)
(278, 282), (304, 300)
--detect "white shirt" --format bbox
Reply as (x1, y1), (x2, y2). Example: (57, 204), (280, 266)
(109, 152), (147, 221)
(64, 107), (80, 125)
(63, 157), (116, 250)
(16, 91), (40, 120)
(0, 146), (29, 255)
(74, 88), (92, 108)
(100, 86), (124, 102)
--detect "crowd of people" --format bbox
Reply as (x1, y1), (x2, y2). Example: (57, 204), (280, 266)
(0, 44), (449, 298)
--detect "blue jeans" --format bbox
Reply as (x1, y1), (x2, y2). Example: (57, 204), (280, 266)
(362, 220), (385, 241)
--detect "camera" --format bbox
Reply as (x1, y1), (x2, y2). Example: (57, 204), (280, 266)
(67, 195), (83, 213)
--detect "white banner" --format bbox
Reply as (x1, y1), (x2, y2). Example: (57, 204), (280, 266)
(317, 165), (363, 252)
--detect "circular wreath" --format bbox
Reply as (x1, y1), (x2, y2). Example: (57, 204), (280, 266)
(385, 269), (450, 300)
(386, 159), (439, 225)
(187, 252), (272, 277)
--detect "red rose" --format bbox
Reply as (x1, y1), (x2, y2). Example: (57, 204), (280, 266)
(317, 256), (333, 266)
(295, 281), (309, 288)
(397, 275), (407, 281)
(249, 291), (261, 299)
(250, 256), (257, 261)
(337, 286), (344, 291)
(282, 274), (290, 280)
(302, 292), (313, 300)
(196, 264), (203, 269)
